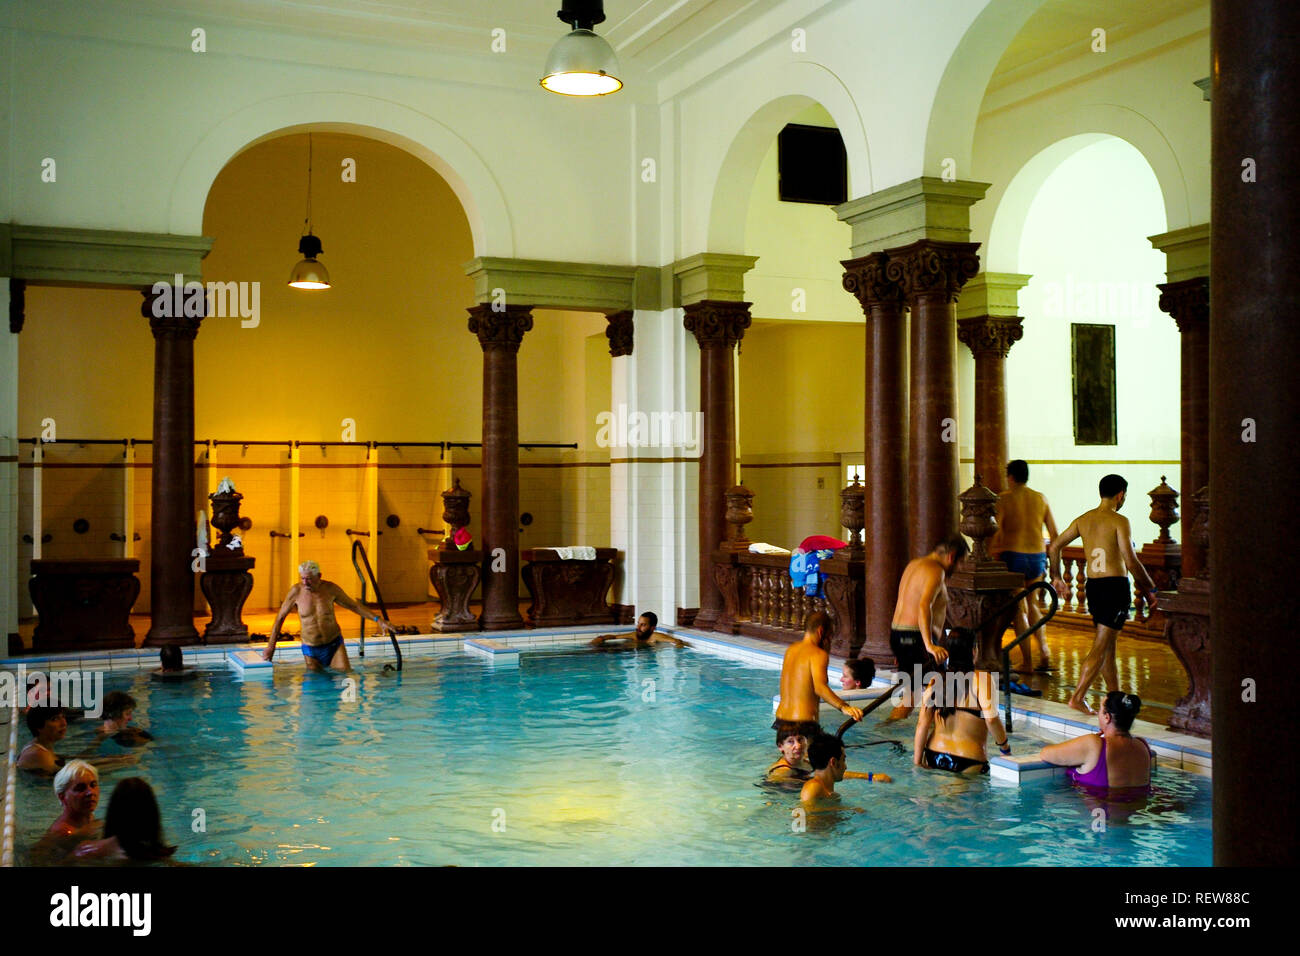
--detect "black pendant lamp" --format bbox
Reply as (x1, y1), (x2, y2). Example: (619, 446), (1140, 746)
(288, 133), (331, 290)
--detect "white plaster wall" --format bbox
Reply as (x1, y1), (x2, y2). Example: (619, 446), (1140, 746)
(1000, 137), (1178, 546)
(669, 0), (988, 256)
(5, 0), (637, 261)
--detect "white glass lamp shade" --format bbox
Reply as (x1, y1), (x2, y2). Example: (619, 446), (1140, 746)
(541, 29), (622, 96)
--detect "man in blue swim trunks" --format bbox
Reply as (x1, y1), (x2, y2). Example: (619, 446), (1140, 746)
(263, 560), (393, 671)
(994, 460), (1059, 672)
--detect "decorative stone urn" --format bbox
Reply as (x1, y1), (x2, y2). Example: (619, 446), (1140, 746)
(721, 485), (754, 553)
(202, 481), (255, 644)
(441, 477), (472, 551)
(1148, 476), (1180, 543)
(947, 474), (1022, 671)
(209, 487), (245, 552)
(840, 477), (865, 557)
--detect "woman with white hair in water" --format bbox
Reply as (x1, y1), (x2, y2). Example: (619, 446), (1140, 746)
(1039, 690), (1154, 792)
(29, 760), (102, 865)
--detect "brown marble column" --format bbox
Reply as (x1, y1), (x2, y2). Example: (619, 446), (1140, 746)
(468, 304), (533, 630)
(957, 316), (1023, 495)
(1157, 278), (1209, 578)
(842, 253), (908, 663)
(684, 300), (750, 631)
(889, 239), (981, 553)
(143, 288), (201, 645)
(1210, 0), (1299, 867)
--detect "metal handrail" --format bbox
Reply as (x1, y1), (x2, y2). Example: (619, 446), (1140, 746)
(350, 538), (402, 671)
(990, 582), (1060, 732)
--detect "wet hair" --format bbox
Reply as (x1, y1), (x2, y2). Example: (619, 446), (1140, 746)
(639, 611), (657, 630)
(1103, 691), (1142, 732)
(842, 658), (875, 688)
(104, 691), (136, 721)
(1099, 474), (1128, 498)
(298, 559), (321, 576)
(54, 759), (98, 800)
(777, 728), (805, 748)
(804, 610), (832, 641)
(26, 706), (65, 736)
(1006, 460), (1029, 484)
(103, 778), (176, 861)
(936, 628), (977, 720)
(806, 734), (844, 771)
(934, 534), (970, 562)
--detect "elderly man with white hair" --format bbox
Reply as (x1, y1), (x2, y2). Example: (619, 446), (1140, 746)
(263, 560), (394, 671)
(29, 759), (101, 865)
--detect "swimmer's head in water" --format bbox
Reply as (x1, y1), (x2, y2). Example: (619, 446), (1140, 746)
(299, 560), (322, 589)
(635, 612), (657, 638)
(27, 706), (67, 739)
(840, 657), (875, 690)
(778, 733), (807, 764)
(54, 759), (99, 810)
(807, 734), (845, 777)
(1102, 690), (1141, 732)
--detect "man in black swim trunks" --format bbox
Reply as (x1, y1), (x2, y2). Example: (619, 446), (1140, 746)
(1049, 474), (1159, 715)
(886, 535), (967, 718)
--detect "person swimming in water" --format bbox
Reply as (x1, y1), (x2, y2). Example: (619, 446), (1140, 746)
(839, 657), (875, 691)
(767, 728), (814, 781)
(773, 612), (864, 746)
(17, 707), (69, 775)
(912, 629), (1008, 775)
(29, 760), (102, 866)
(590, 611), (688, 648)
(96, 692), (154, 747)
(800, 734), (848, 804)
(263, 560), (394, 671)
(1039, 690), (1153, 792)
(72, 777), (177, 864)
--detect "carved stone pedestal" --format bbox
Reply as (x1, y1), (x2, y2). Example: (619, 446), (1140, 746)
(200, 554), (255, 644)
(945, 478), (1022, 671)
(521, 548), (618, 627)
(712, 551), (743, 634)
(1162, 578), (1210, 737)
(428, 548), (482, 632)
(29, 558), (140, 651)
(821, 555), (865, 659)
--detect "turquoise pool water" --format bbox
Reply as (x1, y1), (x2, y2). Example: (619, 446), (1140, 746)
(16, 646), (1212, 866)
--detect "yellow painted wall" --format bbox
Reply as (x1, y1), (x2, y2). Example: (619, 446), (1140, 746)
(17, 132), (612, 614)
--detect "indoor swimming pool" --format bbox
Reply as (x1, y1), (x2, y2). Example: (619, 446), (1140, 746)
(14, 643), (1212, 866)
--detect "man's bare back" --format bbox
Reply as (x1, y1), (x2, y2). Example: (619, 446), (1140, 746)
(998, 485), (1053, 554)
(1069, 507), (1134, 581)
(774, 613), (863, 725)
(892, 556), (950, 651)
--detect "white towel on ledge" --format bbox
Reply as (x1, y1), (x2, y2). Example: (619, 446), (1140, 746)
(550, 546), (597, 560)
(748, 542), (790, 555)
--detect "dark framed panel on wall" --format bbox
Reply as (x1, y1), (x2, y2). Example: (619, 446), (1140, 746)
(1071, 323), (1117, 445)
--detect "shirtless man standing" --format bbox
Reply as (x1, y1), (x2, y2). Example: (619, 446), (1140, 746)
(995, 460), (1059, 672)
(263, 560), (393, 671)
(887, 535), (968, 719)
(773, 611), (864, 745)
(1049, 474), (1158, 714)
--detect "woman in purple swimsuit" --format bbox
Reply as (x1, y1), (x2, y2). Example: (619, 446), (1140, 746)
(1039, 691), (1153, 791)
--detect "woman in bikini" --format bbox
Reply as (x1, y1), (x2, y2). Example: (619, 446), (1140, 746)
(1039, 690), (1153, 792)
(913, 629), (1009, 775)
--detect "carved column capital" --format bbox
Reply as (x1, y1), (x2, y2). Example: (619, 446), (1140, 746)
(467, 303), (534, 352)
(605, 310), (634, 357)
(1157, 276), (1209, 333)
(683, 299), (751, 350)
(9, 278), (25, 333)
(841, 252), (906, 314)
(142, 286), (203, 339)
(885, 239), (981, 304)
(957, 314), (1025, 358)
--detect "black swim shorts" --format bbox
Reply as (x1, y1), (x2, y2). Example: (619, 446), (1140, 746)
(1086, 576), (1131, 631)
(889, 627), (937, 675)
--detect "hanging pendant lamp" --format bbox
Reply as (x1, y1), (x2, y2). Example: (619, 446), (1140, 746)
(289, 133), (331, 290)
(541, 0), (622, 96)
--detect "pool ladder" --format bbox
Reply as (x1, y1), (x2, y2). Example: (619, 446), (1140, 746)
(350, 539), (403, 671)
(960, 581), (1060, 732)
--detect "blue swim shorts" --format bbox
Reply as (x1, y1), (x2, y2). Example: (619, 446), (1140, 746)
(1002, 551), (1047, 580)
(301, 636), (344, 667)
